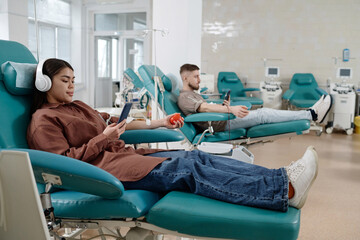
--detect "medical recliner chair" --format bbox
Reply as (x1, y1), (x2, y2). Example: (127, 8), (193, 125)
(0, 39), (301, 240)
(137, 65), (311, 146)
(282, 73), (328, 109)
(282, 73), (328, 136)
(218, 72), (264, 107)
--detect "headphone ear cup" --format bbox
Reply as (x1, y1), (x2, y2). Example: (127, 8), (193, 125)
(35, 74), (52, 92)
(35, 59), (52, 92)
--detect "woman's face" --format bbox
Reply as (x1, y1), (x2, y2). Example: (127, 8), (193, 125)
(46, 67), (75, 104)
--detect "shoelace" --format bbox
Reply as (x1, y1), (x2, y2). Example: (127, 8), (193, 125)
(286, 161), (305, 183)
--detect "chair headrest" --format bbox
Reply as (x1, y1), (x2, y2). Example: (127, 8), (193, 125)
(162, 75), (172, 91)
(219, 72), (240, 83)
(1, 61), (36, 95)
(295, 77), (313, 85)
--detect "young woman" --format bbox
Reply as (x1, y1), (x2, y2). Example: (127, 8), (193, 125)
(27, 58), (318, 212)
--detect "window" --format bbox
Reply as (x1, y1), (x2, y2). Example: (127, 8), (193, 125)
(28, 0), (71, 63)
(94, 12), (146, 31)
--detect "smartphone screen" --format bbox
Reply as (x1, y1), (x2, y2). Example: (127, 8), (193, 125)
(117, 103), (133, 123)
(225, 90), (231, 101)
(222, 90), (231, 105)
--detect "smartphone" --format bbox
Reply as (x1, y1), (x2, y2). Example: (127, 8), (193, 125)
(222, 90), (231, 105)
(117, 103), (133, 123)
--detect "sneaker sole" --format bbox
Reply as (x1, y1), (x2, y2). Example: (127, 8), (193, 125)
(295, 146), (319, 209)
(319, 95), (333, 124)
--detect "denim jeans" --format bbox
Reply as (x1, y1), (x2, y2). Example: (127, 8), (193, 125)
(225, 107), (312, 130)
(122, 150), (289, 212)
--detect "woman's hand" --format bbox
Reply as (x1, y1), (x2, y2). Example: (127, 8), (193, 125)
(163, 113), (184, 129)
(103, 119), (127, 140)
(230, 105), (249, 118)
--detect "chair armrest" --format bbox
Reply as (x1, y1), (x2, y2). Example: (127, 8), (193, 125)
(202, 94), (209, 99)
(243, 88), (260, 92)
(200, 87), (208, 93)
(10, 148), (124, 199)
(184, 112), (236, 122)
(315, 87), (328, 96)
(282, 89), (295, 100)
(120, 129), (184, 144)
(205, 99), (252, 109)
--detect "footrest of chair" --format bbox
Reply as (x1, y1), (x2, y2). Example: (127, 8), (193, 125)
(146, 191), (300, 240)
(192, 128), (246, 144)
(246, 120), (310, 138)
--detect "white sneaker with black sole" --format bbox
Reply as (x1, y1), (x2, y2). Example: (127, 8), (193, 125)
(310, 95), (332, 123)
(286, 146), (319, 209)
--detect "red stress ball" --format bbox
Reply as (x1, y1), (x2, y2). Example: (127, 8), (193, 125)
(170, 113), (181, 125)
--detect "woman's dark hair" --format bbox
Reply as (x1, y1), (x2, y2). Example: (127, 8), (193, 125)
(31, 58), (74, 114)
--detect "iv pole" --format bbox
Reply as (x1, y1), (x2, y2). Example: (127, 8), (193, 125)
(143, 28), (168, 120)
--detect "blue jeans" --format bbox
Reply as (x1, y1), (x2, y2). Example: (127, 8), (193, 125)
(225, 107), (312, 130)
(122, 150), (289, 212)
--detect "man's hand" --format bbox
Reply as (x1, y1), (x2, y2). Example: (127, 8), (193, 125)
(229, 105), (249, 118)
(164, 113), (184, 129)
(103, 119), (127, 140)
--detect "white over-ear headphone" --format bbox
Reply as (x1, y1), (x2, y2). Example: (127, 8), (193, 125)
(35, 59), (52, 92)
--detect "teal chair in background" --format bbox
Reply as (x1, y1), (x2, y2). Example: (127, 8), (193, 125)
(218, 71), (264, 107)
(282, 73), (328, 109)
(282, 73), (328, 136)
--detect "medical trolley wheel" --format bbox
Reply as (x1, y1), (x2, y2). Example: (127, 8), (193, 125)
(346, 128), (354, 135)
(326, 127), (333, 134)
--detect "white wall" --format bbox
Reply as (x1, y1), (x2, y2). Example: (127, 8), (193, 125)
(152, 0), (202, 84)
(0, 0), (28, 46)
(202, 0), (360, 90)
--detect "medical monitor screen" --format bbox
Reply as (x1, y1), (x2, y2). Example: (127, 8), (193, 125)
(337, 68), (352, 79)
(268, 68), (278, 75)
(265, 67), (280, 78)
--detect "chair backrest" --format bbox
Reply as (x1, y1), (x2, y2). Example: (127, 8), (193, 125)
(124, 68), (146, 90)
(0, 40), (37, 149)
(217, 72), (246, 97)
(289, 73), (320, 100)
(137, 65), (198, 143)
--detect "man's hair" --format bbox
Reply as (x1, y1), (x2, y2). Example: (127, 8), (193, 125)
(180, 64), (199, 74)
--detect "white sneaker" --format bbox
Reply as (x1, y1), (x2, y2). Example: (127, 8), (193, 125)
(310, 95), (325, 110)
(310, 95), (332, 123)
(286, 146), (318, 209)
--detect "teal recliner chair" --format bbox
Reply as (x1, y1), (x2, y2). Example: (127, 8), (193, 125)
(0, 40), (301, 240)
(218, 71), (264, 107)
(282, 73), (328, 109)
(137, 65), (310, 146)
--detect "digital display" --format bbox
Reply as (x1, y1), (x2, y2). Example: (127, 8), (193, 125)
(268, 68), (278, 75)
(337, 68), (352, 79)
(340, 69), (351, 77)
(265, 67), (279, 78)
(242, 148), (252, 157)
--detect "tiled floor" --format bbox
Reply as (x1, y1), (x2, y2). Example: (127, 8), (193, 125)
(75, 131), (360, 240)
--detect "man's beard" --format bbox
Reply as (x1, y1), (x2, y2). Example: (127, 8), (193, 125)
(189, 82), (199, 91)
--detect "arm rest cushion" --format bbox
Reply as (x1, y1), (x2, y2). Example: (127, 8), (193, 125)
(184, 112), (236, 122)
(12, 148), (124, 199)
(120, 129), (184, 144)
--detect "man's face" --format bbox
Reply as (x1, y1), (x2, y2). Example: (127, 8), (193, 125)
(186, 70), (201, 90)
